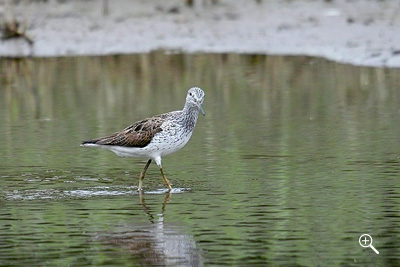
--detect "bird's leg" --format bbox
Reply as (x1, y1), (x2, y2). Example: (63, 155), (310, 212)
(160, 168), (172, 191)
(154, 157), (172, 191)
(138, 159), (152, 191)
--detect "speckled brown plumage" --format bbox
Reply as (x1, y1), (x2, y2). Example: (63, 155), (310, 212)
(81, 114), (171, 148)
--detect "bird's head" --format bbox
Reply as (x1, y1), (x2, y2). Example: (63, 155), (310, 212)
(186, 87), (205, 116)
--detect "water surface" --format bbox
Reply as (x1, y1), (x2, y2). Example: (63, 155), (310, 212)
(1, 53), (400, 266)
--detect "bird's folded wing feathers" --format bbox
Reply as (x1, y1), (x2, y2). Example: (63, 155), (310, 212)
(82, 117), (164, 148)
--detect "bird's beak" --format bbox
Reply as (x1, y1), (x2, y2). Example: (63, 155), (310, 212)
(198, 103), (205, 116)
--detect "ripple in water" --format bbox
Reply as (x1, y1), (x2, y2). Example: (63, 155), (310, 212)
(1, 186), (190, 200)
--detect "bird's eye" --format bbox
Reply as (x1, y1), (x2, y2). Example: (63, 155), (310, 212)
(189, 92), (193, 97)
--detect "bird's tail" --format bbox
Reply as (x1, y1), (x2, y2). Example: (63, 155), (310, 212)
(80, 140), (98, 147)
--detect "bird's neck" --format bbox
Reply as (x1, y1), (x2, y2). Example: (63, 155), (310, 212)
(181, 103), (199, 130)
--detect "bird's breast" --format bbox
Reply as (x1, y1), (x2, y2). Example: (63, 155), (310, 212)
(148, 128), (193, 156)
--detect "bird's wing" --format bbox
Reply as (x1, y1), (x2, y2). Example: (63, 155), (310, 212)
(82, 115), (166, 148)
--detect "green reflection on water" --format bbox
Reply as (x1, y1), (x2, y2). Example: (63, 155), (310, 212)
(1, 53), (400, 266)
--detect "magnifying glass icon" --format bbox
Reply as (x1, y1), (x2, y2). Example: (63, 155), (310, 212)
(359, 234), (379, 254)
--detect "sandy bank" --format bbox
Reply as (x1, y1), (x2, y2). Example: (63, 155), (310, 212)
(1, 0), (400, 68)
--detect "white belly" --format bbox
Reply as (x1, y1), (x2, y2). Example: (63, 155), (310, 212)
(149, 130), (193, 157)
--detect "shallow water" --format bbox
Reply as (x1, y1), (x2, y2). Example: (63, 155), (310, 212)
(1, 53), (400, 266)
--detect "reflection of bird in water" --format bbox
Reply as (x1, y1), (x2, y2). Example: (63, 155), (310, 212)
(99, 192), (203, 266)
(81, 87), (205, 191)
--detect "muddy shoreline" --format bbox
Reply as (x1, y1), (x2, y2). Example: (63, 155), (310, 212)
(1, 0), (399, 68)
